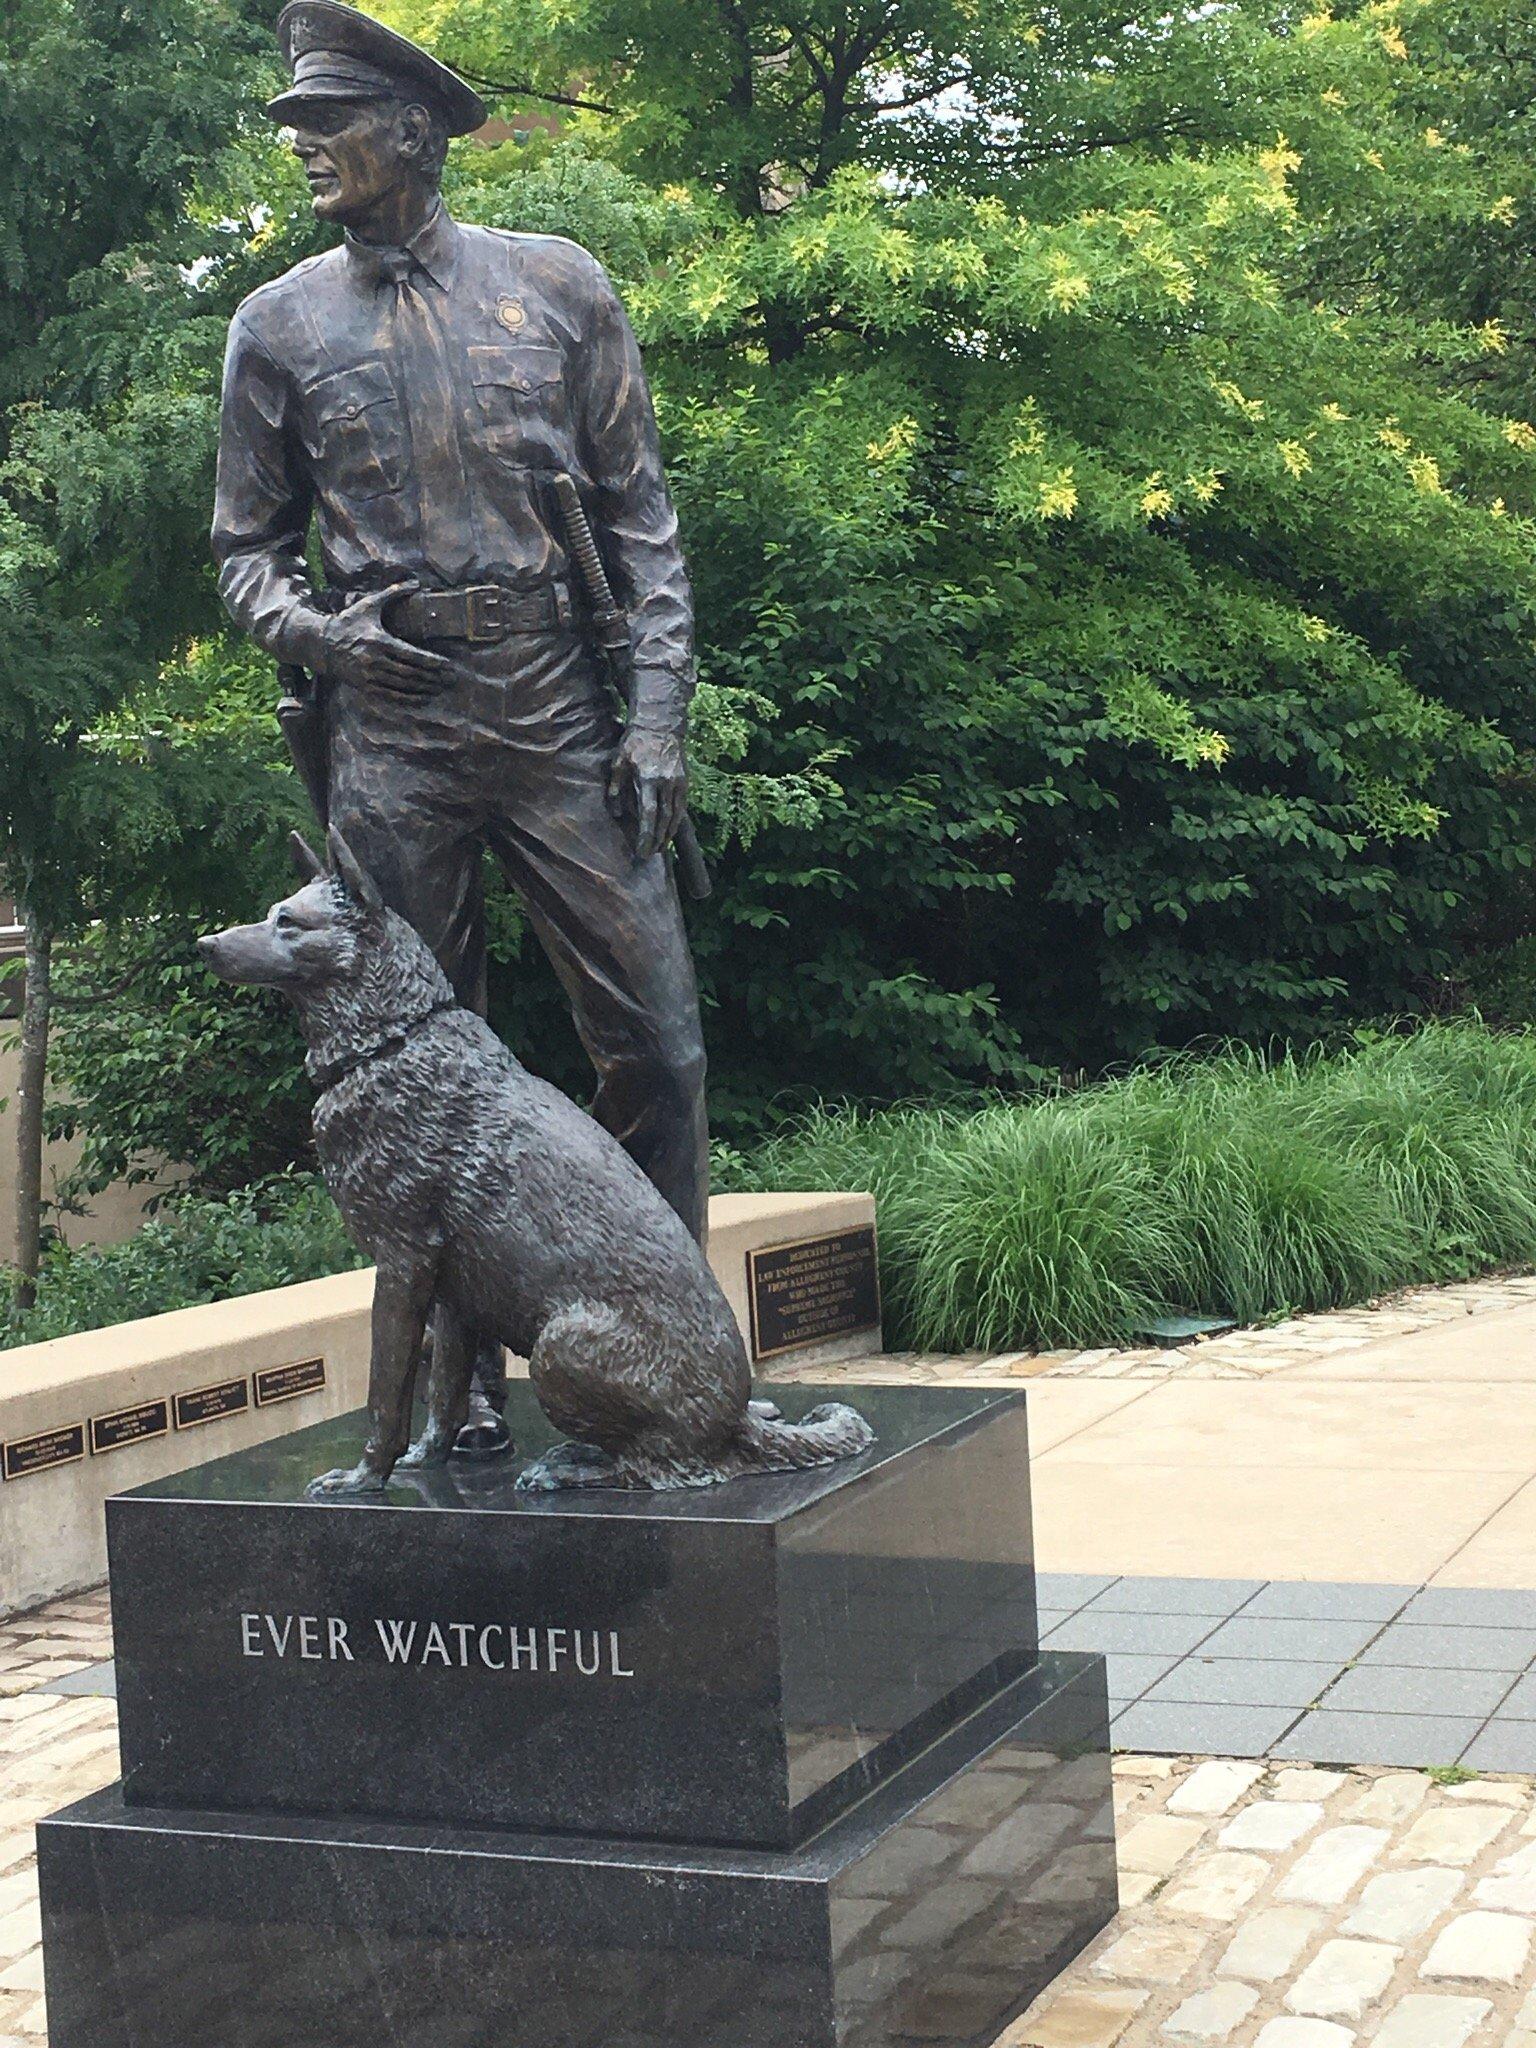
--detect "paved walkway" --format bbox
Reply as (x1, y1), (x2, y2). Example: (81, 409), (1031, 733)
(0, 1591), (114, 2041)
(1016, 1754), (1536, 2048)
(1038, 1574), (1536, 1773)
(784, 1270), (1536, 1587)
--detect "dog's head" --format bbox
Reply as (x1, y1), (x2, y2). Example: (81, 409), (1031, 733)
(198, 829), (382, 993)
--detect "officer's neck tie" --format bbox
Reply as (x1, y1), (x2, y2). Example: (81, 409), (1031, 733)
(378, 249), (474, 584)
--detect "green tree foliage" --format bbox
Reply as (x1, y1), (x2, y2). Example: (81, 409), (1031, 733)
(45, 916), (314, 1206)
(0, 0), (293, 929)
(11, 0), (1536, 1198)
(384, 0), (1536, 1106)
(0, 1173), (364, 1349)
(1309, 0), (1536, 416)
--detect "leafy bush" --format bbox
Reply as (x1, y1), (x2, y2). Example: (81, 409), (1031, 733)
(723, 1021), (1536, 1351)
(44, 916), (314, 1204)
(1458, 939), (1536, 1028)
(0, 1175), (364, 1350)
(12, 1021), (1536, 1355)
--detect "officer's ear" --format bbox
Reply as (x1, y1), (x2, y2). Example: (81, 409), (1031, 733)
(396, 100), (436, 168)
(327, 827), (384, 913)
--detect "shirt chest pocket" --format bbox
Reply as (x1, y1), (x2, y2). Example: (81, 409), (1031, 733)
(303, 361), (404, 500)
(468, 344), (567, 451)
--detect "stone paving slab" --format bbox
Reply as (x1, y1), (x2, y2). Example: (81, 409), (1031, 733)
(1036, 1576), (1536, 1770)
(776, 1269), (1536, 1589)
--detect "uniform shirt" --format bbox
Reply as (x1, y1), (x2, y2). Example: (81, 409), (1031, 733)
(210, 204), (693, 694)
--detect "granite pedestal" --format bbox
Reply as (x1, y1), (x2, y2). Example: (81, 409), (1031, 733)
(39, 1383), (1116, 2047)
(108, 1383), (1040, 1846)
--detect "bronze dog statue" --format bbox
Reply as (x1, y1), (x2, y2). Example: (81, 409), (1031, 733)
(199, 831), (873, 1497)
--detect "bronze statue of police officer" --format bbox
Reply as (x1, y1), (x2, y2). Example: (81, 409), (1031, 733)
(213, 2), (710, 1446)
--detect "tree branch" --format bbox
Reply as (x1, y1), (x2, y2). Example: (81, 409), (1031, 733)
(1005, 112), (1210, 166)
(851, 70), (970, 114)
(459, 67), (617, 116)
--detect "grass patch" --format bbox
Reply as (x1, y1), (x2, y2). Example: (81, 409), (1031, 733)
(723, 1021), (1536, 1352)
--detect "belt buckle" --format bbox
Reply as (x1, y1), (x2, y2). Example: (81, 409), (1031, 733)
(466, 585), (506, 642)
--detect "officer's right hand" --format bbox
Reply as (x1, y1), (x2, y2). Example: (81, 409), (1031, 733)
(320, 584), (454, 696)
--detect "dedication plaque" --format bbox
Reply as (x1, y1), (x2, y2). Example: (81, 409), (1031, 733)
(91, 1401), (170, 1456)
(254, 1357), (326, 1408)
(4, 1423), (86, 1481)
(747, 1225), (881, 1361)
(174, 1379), (249, 1431)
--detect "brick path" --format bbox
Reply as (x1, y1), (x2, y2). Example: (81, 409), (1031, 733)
(0, 1592), (114, 2041)
(1013, 1755), (1536, 2048)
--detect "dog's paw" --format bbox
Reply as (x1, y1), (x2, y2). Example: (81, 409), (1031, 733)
(305, 1462), (388, 1499)
(514, 1440), (619, 1492)
(397, 1432), (453, 1470)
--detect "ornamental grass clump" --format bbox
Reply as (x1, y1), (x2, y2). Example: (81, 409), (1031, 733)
(732, 1022), (1536, 1351)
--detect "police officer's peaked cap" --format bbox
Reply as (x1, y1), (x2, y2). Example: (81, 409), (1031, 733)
(268, 1), (487, 135)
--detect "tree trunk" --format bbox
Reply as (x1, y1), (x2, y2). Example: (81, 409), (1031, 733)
(13, 916), (52, 1310)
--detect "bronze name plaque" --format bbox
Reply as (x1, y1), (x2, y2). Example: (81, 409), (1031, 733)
(174, 1378), (250, 1431)
(4, 1423), (87, 1481)
(255, 1357), (327, 1408)
(90, 1400), (170, 1455)
(747, 1225), (881, 1361)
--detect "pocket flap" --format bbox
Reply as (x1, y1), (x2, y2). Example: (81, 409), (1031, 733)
(308, 360), (397, 425)
(468, 343), (564, 394)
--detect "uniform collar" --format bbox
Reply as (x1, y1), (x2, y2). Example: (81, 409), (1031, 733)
(344, 202), (461, 292)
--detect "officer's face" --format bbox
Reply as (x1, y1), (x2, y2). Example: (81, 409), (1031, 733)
(288, 99), (426, 224)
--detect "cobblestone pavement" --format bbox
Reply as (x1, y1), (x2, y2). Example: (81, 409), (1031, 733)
(774, 1269), (1536, 1386)
(3, 1591), (1535, 2045)
(1009, 1753), (1536, 2048)
(0, 1590), (115, 2042)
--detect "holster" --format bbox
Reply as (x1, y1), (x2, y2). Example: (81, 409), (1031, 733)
(276, 663), (330, 831)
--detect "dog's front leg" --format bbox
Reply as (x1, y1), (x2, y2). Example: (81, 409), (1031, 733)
(398, 1298), (481, 1467)
(307, 1245), (439, 1499)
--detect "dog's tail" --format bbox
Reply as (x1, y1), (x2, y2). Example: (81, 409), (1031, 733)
(732, 1398), (874, 1473)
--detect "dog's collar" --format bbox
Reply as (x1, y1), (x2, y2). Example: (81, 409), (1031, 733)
(307, 998), (457, 1093)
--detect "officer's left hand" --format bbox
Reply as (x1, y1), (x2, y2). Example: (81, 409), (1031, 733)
(608, 724), (688, 862)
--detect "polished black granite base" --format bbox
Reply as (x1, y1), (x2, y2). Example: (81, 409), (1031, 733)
(109, 1383), (1037, 1848)
(40, 1655), (1114, 2048)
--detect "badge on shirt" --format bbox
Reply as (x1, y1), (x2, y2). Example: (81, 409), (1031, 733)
(495, 296), (527, 333)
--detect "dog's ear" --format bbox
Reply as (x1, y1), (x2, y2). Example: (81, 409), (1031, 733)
(289, 832), (325, 882)
(327, 826), (384, 913)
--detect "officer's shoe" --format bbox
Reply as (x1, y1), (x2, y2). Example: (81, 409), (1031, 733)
(452, 1388), (515, 1460)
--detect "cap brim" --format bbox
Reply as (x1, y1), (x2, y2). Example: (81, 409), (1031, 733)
(265, 83), (387, 121)
(264, 80), (484, 133)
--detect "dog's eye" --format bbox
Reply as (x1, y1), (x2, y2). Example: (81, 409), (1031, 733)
(274, 909), (298, 933)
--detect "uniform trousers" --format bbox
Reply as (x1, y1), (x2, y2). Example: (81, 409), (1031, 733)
(326, 627), (709, 1246)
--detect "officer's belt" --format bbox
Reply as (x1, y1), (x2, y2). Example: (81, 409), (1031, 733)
(388, 582), (573, 645)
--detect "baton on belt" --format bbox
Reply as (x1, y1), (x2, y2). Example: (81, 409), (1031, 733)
(553, 473), (712, 902)
(276, 664), (329, 831)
